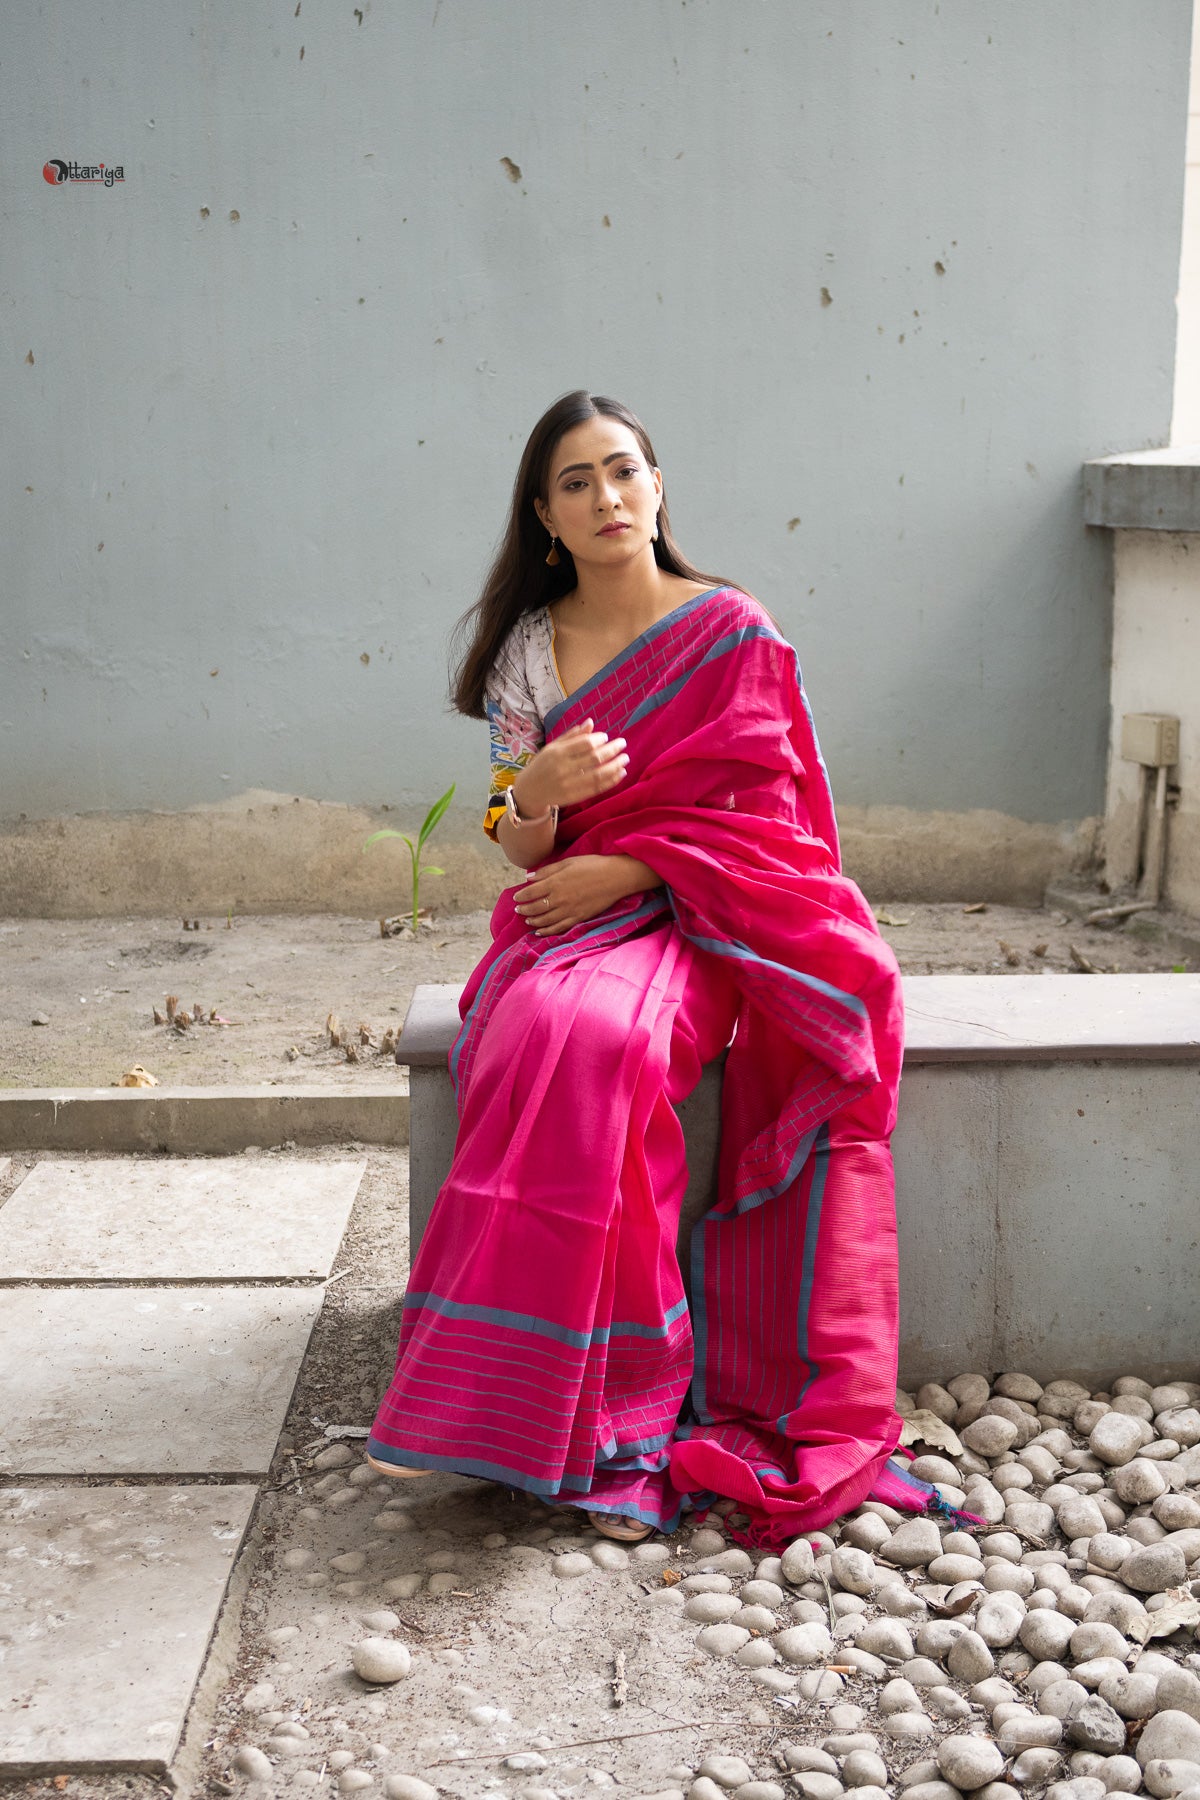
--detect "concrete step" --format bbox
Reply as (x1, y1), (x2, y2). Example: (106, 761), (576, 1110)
(0, 1083), (409, 1153)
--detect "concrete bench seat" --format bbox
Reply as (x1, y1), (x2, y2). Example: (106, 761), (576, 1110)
(400, 974), (1200, 1385)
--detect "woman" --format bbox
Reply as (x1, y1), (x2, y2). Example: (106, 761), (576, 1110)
(367, 392), (934, 1548)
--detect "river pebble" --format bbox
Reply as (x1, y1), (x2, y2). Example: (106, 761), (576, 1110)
(684, 1593), (744, 1623)
(696, 1622), (751, 1656)
(1141, 1717), (1200, 1769)
(351, 1638), (411, 1683)
(937, 1736), (1006, 1789)
(1123, 1543), (1188, 1592)
(233, 1746), (274, 1780)
(790, 1776), (844, 1800)
(696, 1756), (753, 1788)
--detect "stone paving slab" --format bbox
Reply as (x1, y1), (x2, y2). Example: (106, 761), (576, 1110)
(0, 1285), (323, 1474)
(0, 1482), (257, 1775)
(0, 1155), (365, 1279)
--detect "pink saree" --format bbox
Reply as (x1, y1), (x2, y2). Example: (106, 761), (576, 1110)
(369, 587), (937, 1545)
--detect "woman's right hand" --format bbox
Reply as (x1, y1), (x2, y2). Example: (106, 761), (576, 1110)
(512, 719), (629, 816)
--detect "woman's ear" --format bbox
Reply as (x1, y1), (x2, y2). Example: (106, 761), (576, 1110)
(534, 497), (553, 533)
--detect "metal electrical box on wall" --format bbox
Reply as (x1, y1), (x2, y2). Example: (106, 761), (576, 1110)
(1120, 714), (1181, 767)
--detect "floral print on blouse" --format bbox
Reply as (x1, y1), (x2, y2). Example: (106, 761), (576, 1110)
(483, 608), (566, 840)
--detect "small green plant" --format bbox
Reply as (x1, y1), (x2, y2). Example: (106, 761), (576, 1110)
(365, 784), (456, 934)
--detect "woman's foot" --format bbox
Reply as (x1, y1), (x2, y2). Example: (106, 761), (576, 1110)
(366, 1453), (433, 1480)
(587, 1511), (654, 1543)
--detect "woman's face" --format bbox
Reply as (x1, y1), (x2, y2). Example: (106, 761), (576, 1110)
(534, 416), (663, 570)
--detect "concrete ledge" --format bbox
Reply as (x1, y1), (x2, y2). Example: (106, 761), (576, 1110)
(401, 975), (1200, 1384)
(0, 1085), (408, 1153)
(1084, 445), (1200, 530)
(404, 973), (1200, 1066)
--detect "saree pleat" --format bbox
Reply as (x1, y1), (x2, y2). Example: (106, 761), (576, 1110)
(369, 588), (917, 1543)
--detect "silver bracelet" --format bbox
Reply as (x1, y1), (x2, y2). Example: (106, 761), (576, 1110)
(505, 786), (559, 830)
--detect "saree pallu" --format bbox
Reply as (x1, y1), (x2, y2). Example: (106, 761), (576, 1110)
(369, 587), (918, 1546)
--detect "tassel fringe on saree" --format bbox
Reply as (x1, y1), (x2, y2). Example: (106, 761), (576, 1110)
(369, 588), (969, 1546)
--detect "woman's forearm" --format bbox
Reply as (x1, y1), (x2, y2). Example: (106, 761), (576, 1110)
(496, 810), (557, 869)
(602, 854), (663, 899)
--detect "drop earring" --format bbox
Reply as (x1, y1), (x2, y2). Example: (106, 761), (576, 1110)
(545, 534), (561, 567)
(651, 517), (660, 543)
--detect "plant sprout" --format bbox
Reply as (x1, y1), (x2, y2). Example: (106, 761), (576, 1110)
(365, 784), (456, 934)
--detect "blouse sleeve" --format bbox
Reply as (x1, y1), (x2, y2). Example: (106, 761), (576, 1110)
(482, 623), (547, 841)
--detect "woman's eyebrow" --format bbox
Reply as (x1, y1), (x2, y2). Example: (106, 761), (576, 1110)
(554, 451), (639, 479)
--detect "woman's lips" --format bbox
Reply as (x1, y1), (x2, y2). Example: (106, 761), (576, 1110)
(598, 523), (630, 535)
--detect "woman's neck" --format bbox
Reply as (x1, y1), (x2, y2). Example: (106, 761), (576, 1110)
(563, 556), (683, 636)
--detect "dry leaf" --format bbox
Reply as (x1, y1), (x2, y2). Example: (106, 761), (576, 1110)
(120, 1065), (159, 1088)
(1032, 942), (1048, 957)
(874, 909), (912, 927)
(173, 1010), (191, 1031)
(193, 1001), (204, 1022)
(326, 1011), (342, 1046)
(660, 1568), (682, 1585)
(1069, 943), (1100, 974)
(1146, 1594), (1200, 1639)
(345, 1042), (359, 1063)
(962, 902), (988, 914)
(928, 1589), (981, 1618)
(898, 1409), (964, 1455)
(153, 1007), (167, 1025)
(165, 994), (179, 1021)
(358, 1022), (372, 1044)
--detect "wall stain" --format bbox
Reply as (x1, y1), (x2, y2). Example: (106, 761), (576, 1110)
(820, 288), (832, 307)
(500, 157), (522, 183)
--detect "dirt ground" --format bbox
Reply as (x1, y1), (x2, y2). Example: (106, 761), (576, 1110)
(0, 898), (1193, 1090)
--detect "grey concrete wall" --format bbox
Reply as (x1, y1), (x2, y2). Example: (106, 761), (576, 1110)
(2, 2), (1191, 904)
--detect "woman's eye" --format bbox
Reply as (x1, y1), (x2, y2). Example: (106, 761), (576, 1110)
(617, 465), (639, 478)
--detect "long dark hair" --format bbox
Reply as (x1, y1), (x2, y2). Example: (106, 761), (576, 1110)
(450, 390), (723, 718)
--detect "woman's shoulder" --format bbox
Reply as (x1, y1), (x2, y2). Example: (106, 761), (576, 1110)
(494, 605), (552, 662)
(691, 583), (780, 637)
(487, 606), (558, 715)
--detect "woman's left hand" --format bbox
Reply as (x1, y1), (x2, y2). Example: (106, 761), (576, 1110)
(514, 854), (661, 936)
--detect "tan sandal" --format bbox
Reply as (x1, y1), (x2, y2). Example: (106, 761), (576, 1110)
(587, 1510), (654, 1543)
(366, 1453), (433, 1479)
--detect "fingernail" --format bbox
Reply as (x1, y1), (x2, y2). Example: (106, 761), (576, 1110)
(611, 738), (627, 749)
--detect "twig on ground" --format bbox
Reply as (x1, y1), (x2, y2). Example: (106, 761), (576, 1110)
(1085, 900), (1159, 925)
(428, 1723), (712, 1765)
